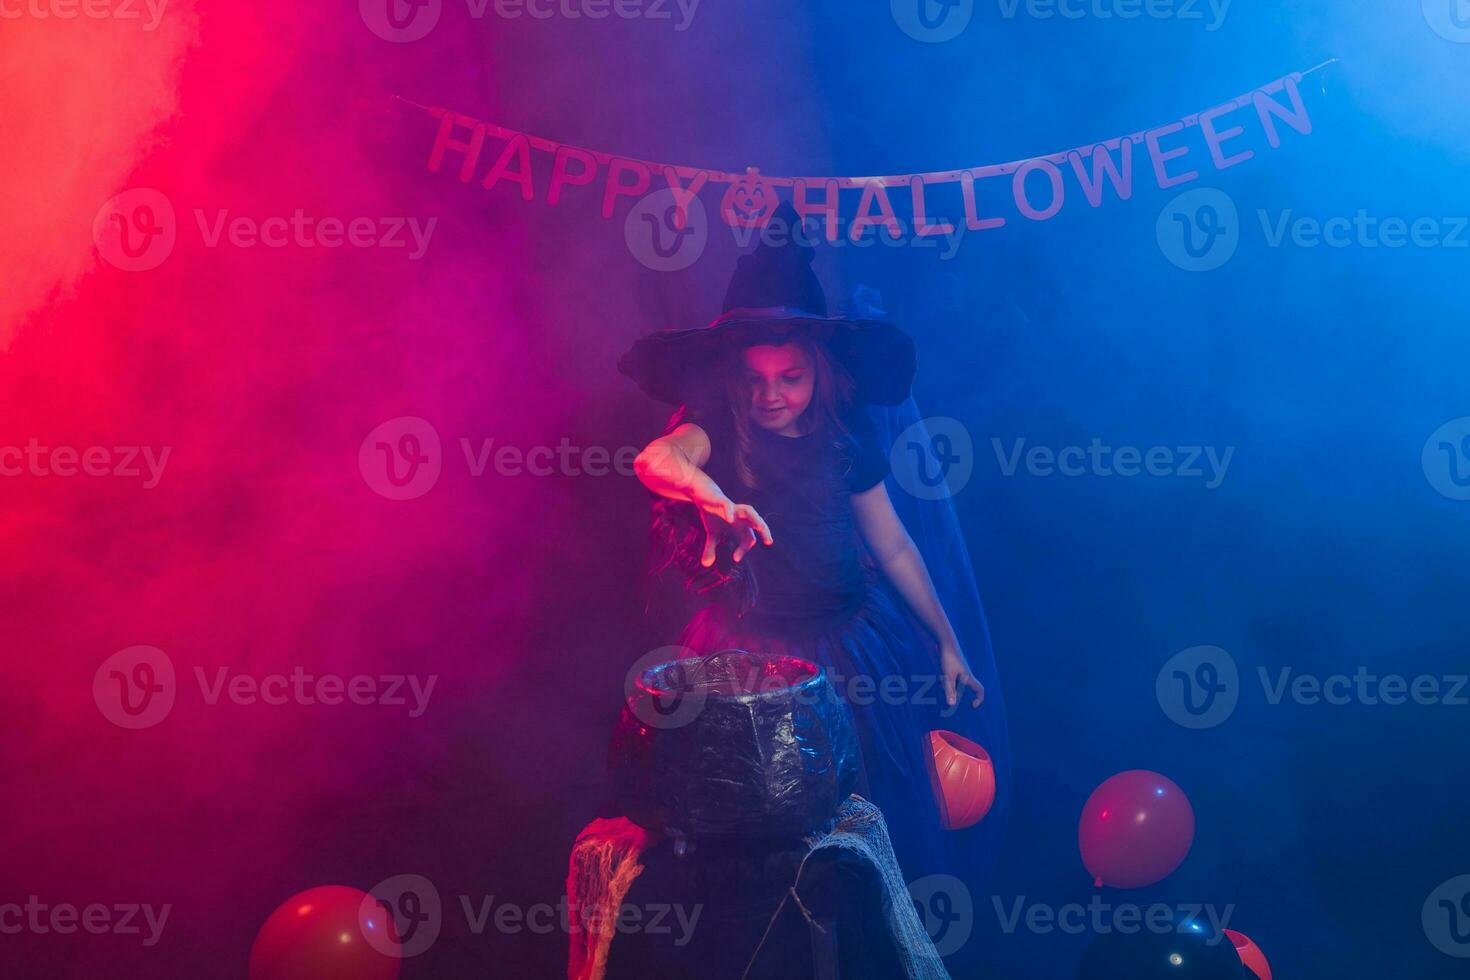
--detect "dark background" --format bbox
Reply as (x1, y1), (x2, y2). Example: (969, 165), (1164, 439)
(2, 0), (1468, 976)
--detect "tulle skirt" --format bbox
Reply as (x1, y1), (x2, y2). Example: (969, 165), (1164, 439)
(679, 583), (960, 883)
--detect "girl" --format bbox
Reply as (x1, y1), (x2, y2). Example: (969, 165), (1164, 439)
(619, 205), (991, 882)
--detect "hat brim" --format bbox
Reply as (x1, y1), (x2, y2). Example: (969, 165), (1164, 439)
(619, 311), (916, 407)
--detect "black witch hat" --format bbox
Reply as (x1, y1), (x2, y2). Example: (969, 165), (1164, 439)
(618, 203), (916, 407)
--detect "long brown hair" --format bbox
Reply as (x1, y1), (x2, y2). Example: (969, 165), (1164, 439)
(715, 333), (856, 491)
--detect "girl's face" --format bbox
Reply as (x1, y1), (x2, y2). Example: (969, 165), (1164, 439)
(742, 343), (815, 436)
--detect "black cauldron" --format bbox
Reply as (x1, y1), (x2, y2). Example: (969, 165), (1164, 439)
(609, 650), (859, 841)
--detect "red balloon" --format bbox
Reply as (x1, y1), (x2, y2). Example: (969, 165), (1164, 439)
(927, 730), (996, 830)
(1078, 770), (1194, 888)
(1224, 929), (1272, 980)
(249, 885), (400, 980)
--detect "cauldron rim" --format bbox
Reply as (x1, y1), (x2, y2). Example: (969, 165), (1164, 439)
(635, 649), (825, 702)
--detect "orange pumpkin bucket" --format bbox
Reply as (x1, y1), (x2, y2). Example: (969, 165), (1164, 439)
(926, 729), (996, 830)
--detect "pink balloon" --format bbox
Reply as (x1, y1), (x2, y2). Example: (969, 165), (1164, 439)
(249, 885), (401, 980)
(1078, 770), (1194, 888)
(1224, 929), (1272, 980)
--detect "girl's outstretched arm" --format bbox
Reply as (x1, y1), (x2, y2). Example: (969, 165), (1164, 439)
(854, 482), (985, 709)
(634, 423), (773, 566)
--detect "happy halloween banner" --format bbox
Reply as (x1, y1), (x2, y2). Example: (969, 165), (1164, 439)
(409, 60), (1332, 238)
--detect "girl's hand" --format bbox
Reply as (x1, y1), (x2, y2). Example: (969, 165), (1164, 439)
(940, 643), (985, 709)
(692, 489), (773, 567)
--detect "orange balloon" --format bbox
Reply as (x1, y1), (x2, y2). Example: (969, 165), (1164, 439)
(249, 885), (401, 980)
(1224, 929), (1272, 980)
(927, 729), (995, 830)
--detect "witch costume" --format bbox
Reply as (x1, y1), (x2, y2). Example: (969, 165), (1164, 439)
(619, 207), (1010, 893)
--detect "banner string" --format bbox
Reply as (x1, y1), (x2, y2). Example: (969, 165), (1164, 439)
(393, 58), (1336, 190)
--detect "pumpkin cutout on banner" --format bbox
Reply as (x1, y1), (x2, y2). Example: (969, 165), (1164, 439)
(1224, 929), (1272, 980)
(926, 729), (996, 830)
(248, 885), (401, 980)
(719, 167), (780, 228)
(1078, 770), (1195, 888)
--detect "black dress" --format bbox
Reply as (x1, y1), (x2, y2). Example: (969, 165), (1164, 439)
(675, 408), (957, 883)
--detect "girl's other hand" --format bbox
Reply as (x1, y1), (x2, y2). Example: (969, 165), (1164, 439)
(940, 643), (985, 708)
(693, 491), (773, 567)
